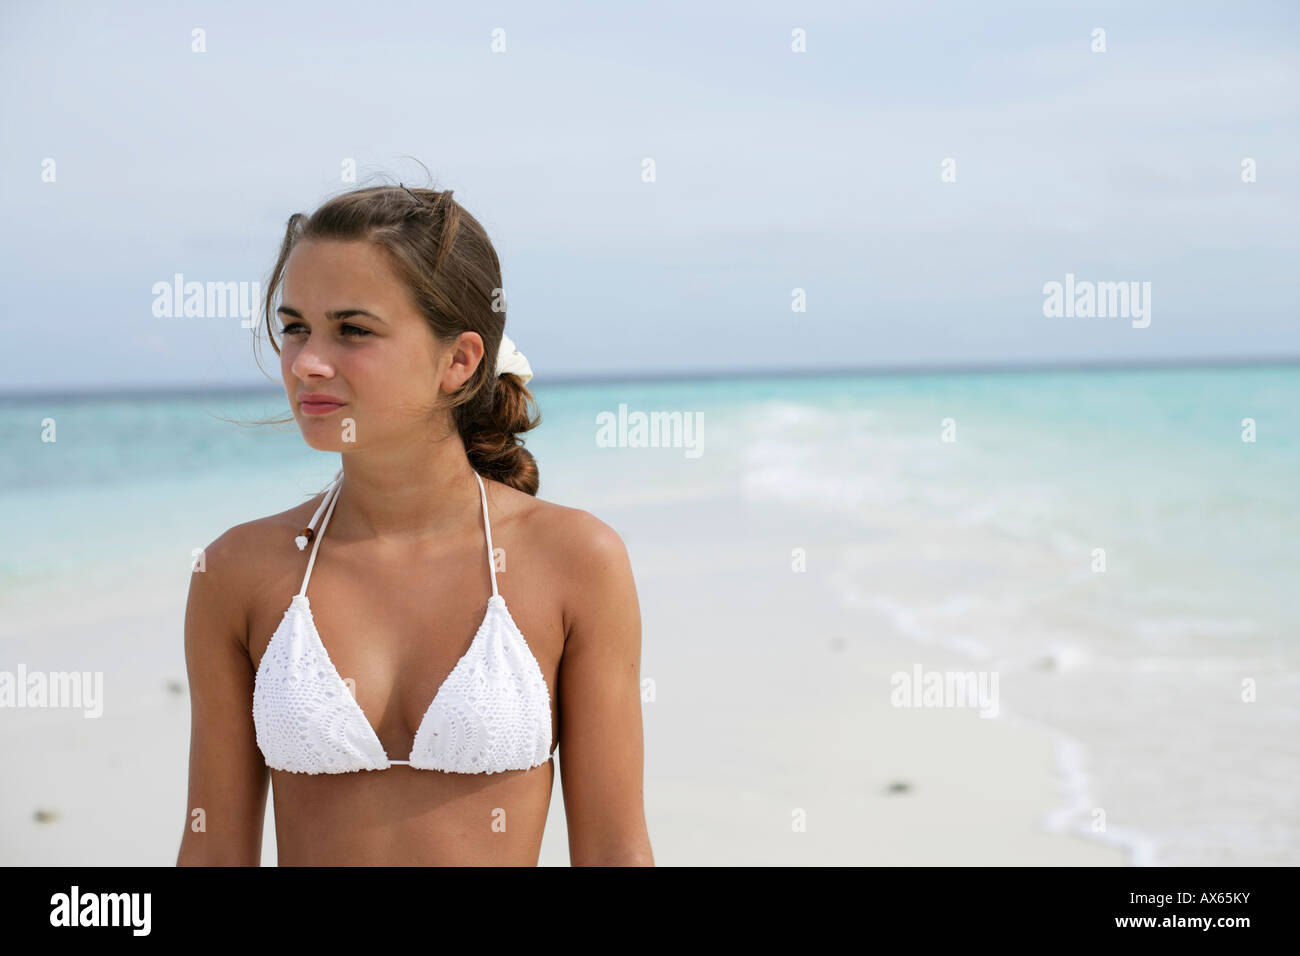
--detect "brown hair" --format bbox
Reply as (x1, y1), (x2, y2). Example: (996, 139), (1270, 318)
(252, 176), (541, 495)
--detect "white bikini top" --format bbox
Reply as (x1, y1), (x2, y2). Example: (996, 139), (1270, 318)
(252, 469), (554, 775)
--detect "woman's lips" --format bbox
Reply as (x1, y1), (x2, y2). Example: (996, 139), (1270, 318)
(301, 400), (345, 415)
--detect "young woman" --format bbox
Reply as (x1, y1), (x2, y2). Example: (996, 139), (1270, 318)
(177, 183), (652, 866)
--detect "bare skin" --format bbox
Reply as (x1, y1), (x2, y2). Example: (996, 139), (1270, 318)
(176, 238), (653, 866)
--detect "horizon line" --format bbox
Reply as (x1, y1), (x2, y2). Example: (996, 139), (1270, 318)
(1, 353), (1297, 402)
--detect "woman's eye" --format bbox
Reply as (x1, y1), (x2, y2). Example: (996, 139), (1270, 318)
(278, 323), (372, 338)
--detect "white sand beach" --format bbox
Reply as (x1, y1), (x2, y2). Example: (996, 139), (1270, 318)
(0, 485), (1126, 866)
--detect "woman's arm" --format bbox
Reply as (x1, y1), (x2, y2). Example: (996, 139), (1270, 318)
(555, 511), (654, 866)
(175, 525), (271, 866)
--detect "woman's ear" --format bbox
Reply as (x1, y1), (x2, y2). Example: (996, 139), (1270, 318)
(437, 331), (486, 392)
(454, 331), (487, 382)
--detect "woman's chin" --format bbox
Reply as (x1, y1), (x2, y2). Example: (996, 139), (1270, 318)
(298, 428), (350, 453)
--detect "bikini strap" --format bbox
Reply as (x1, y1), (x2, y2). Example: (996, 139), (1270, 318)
(299, 474), (343, 597)
(474, 472), (499, 597)
(294, 468), (343, 550)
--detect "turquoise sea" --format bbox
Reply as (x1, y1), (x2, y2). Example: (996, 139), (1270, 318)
(1, 363), (1296, 864)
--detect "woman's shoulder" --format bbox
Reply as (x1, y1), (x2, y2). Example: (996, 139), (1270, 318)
(213, 492), (324, 552)
(489, 480), (624, 553)
(198, 493), (329, 605)
(504, 490), (639, 650)
(496, 483), (631, 589)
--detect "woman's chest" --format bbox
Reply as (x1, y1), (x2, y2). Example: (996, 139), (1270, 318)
(246, 533), (565, 754)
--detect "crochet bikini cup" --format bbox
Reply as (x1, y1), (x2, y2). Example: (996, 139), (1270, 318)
(251, 471), (553, 774)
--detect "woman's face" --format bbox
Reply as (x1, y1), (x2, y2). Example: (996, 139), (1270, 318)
(278, 239), (481, 452)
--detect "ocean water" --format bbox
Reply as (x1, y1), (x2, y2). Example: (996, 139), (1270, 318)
(726, 365), (1299, 866)
(1, 364), (1296, 864)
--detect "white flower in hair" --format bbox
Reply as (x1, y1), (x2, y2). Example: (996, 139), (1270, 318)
(496, 332), (533, 385)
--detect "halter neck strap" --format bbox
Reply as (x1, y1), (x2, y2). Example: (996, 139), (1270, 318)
(475, 471), (499, 598)
(298, 475), (343, 597)
(296, 470), (499, 599)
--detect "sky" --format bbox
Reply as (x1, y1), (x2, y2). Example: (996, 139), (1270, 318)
(1, 0), (1297, 394)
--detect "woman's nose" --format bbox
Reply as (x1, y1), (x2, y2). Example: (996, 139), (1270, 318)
(290, 341), (332, 379)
